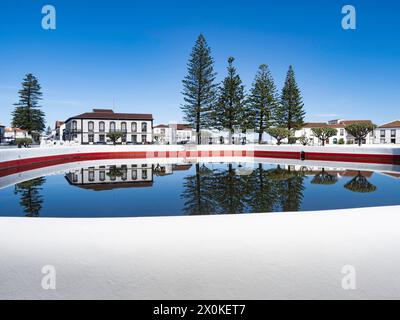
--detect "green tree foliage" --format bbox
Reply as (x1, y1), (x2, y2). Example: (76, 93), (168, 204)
(344, 172), (377, 193)
(311, 127), (338, 146)
(15, 138), (33, 148)
(12, 74), (46, 141)
(345, 123), (377, 146)
(211, 57), (246, 141)
(267, 127), (292, 145)
(274, 65), (305, 131)
(106, 131), (124, 145)
(298, 135), (310, 146)
(182, 35), (217, 144)
(247, 64), (278, 143)
(14, 178), (46, 217)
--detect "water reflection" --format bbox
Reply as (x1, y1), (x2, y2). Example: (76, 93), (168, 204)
(344, 171), (378, 193)
(14, 177), (46, 217)
(7, 162), (382, 217)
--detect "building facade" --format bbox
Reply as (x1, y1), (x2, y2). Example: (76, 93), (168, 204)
(153, 123), (195, 144)
(3, 127), (32, 143)
(0, 125), (5, 143)
(295, 119), (374, 145)
(375, 120), (400, 144)
(64, 109), (153, 145)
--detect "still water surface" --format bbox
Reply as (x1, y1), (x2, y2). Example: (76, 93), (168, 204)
(1, 161), (400, 217)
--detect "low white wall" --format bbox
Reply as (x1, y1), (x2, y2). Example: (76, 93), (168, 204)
(1, 144), (400, 164)
(1, 207), (400, 299)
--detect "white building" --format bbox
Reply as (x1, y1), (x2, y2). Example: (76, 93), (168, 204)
(295, 119), (374, 145)
(3, 127), (32, 143)
(375, 120), (400, 144)
(64, 109), (153, 145)
(153, 123), (195, 144)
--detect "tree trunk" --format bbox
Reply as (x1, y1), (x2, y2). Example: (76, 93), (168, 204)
(258, 132), (263, 144)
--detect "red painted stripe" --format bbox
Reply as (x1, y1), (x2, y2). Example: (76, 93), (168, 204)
(1, 149), (399, 178)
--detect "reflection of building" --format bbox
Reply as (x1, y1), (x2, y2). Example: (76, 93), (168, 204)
(65, 163), (193, 191)
(375, 120), (400, 144)
(65, 164), (154, 190)
(64, 109), (153, 145)
(153, 164), (192, 176)
(295, 119), (374, 145)
(286, 164), (374, 178)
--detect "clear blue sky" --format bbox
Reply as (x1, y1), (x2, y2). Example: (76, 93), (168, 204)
(0, 0), (399, 128)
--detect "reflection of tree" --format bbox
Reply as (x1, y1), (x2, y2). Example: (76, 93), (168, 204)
(311, 169), (338, 185)
(344, 172), (377, 193)
(246, 163), (276, 213)
(211, 164), (249, 214)
(181, 163), (306, 215)
(181, 163), (216, 215)
(107, 166), (124, 179)
(14, 177), (46, 217)
(268, 166), (305, 212)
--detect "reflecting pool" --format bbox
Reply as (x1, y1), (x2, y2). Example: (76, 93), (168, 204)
(1, 161), (400, 217)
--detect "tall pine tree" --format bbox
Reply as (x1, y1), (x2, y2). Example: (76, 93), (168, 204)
(211, 57), (246, 143)
(12, 73), (46, 141)
(274, 65), (305, 131)
(248, 64), (278, 144)
(181, 35), (217, 144)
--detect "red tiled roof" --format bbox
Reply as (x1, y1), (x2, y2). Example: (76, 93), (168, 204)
(5, 127), (28, 133)
(379, 120), (400, 128)
(302, 123), (328, 128)
(340, 120), (372, 126)
(176, 124), (192, 130)
(66, 109), (153, 122)
(55, 121), (65, 129)
(154, 124), (169, 128)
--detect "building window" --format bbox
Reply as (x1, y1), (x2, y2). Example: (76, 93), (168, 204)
(340, 129), (344, 136)
(131, 122), (137, 132)
(121, 122), (127, 132)
(391, 130), (396, 138)
(72, 121), (77, 131)
(110, 122), (116, 132)
(131, 135), (137, 144)
(142, 122), (147, 132)
(99, 121), (105, 132)
(142, 170), (148, 180)
(380, 130), (385, 138)
(88, 121), (94, 132)
(72, 173), (78, 183)
(99, 170), (106, 181)
(161, 129), (165, 135)
(380, 138), (385, 144)
(122, 135), (127, 143)
(121, 166), (127, 181)
(88, 169), (95, 182)
(132, 170), (137, 180)
(88, 134), (94, 143)
(142, 135), (147, 143)
(99, 134), (105, 143)
(333, 138), (338, 144)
